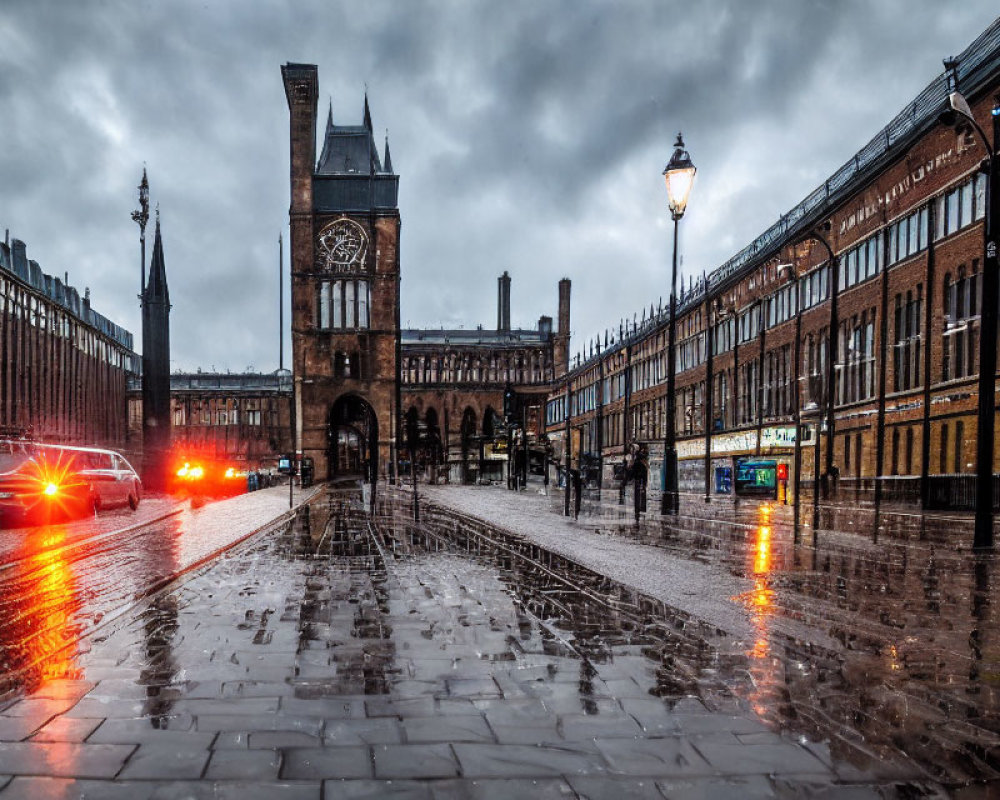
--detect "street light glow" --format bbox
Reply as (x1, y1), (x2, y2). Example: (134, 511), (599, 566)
(663, 132), (697, 220)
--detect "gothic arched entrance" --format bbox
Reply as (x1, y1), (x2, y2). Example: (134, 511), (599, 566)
(328, 394), (378, 484)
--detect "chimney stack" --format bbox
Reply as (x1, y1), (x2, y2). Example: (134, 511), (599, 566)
(497, 271), (511, 332)
(555, 278), (571, 376)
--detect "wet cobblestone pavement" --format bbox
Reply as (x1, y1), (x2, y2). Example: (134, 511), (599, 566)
(0, 483), (976, 797)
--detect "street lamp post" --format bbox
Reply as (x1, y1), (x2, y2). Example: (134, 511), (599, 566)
(943, 75), (1000, 550)
(131, 168), (149, 300)
(661, 133), (696, 516)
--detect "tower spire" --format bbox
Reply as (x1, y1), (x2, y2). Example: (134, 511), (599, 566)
(363, 90), (373, 132)
(384, 130), (393, 174)
(326, 97), (333, 133)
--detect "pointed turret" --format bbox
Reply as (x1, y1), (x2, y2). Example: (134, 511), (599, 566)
(325, 99), (333, 134)
(363, 91), (373, 132)
(145, 211), (169, 306)
(383, 131), (394, 174)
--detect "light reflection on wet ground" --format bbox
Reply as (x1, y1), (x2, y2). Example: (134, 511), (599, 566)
(0, 484), (993, 794)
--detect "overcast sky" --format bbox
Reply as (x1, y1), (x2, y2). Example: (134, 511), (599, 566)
(1, 1), (997, 372)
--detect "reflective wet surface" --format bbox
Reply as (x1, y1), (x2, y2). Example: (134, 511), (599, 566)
(0, 483), (979, 797)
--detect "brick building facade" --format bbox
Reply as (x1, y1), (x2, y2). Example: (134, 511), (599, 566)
(0, 233), (138, 453)
(544, 19), (1000, 522)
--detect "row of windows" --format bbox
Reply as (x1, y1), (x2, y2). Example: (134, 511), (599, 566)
(402, 352), (550, 385)
(766, 283), (798, 329)
(1, 276), (133, 370)
(317, 279), (370, 330)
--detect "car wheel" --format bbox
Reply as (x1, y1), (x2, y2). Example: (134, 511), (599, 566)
(128, 490), (139, 511)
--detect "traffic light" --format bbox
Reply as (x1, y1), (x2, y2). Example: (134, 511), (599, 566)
(503, 385), (515, 421)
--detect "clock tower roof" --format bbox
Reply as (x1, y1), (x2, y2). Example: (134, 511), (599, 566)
(316, 95), (392, 177)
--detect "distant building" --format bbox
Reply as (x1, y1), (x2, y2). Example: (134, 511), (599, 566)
(128, 371), (293, 470)
(0, 232), (138, 452)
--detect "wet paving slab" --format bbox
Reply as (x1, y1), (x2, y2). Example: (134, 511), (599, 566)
(0, 485), (966, 797)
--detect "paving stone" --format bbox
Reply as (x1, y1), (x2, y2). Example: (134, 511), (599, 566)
(0, 712), (59, 742)
(249, 731), (322, 748)
(323, 779), (432, 799)
(29, 716), (103, 743)
(280, 746), (372, 780)
(453, 742), (607, 778)
(87, 716), (213, 746)
(559, 712), (644, 740)
(431, 777), (578, 799)
(61, 698), (147, 719)
(770, 784), (884, 800)
(0, 742), (134, 778)
(117, 744), (210, 779)
(2, 697), (79, 718)
(671, 715), (771, 736)
(595, 736), (714, 777)
(372, 744), (460, 779)
(656, 775), (778, 799)
(692, 742), (832, 778)
(402, 715), (494, 744)
(0, 776), (155, 800)
(214, 782), (321, 800)
(323, 718), (404, 746)
(204, 748), (281, 780)
(280, 696), (367, 718)
(365, 697), (436, 718)
(27, 681), (96, 704)
(195, 714), (322, 735)
(172, 697), (280, 716)
(567, 775), (666, 800)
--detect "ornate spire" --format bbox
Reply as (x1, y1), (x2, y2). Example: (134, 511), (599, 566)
(326, 97), (333, 134)
(363, 90), (373, 132)
(146, 209), (169, 306)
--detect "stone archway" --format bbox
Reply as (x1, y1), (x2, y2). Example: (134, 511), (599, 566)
(328, 394), (378, 484)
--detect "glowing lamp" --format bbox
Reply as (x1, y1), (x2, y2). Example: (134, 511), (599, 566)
(662, 132), (696, 221)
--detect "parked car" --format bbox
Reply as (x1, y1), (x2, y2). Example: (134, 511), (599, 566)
(0, 439), (142, 525)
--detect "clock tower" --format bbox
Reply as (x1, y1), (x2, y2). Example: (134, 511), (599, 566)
(282, 64), (401, 483)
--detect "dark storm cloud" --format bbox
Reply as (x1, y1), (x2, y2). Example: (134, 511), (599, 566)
(0, 0), (996, 370)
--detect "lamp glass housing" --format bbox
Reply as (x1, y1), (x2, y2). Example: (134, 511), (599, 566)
(663, 134), (696, 220)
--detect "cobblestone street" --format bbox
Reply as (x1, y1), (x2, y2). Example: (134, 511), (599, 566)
(0, 482), (984, 797)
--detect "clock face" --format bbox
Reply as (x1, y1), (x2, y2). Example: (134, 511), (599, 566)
(317, 218), (368, 271)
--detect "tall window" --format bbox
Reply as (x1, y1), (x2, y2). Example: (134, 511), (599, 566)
(893, 285), (922, 392)
(804, 329), (828, 407)
(318, 280), (370, 330)
(837, 310), (876, 405)
(942, 264), (979, 381)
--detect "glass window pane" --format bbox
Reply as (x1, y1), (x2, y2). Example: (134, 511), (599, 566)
(333, 280), (343, 328)
(345, 281), (356, 327)
(946, 190), (959, 235)
(935, 194), (947, 240)
(908, 214), (919, 256)
(319, 282), (330, 328)
(358, 281), (369, 328)
(918, 207), (928, 251)
(961, 182), (973, 228)
(976, 173), (987, 220)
